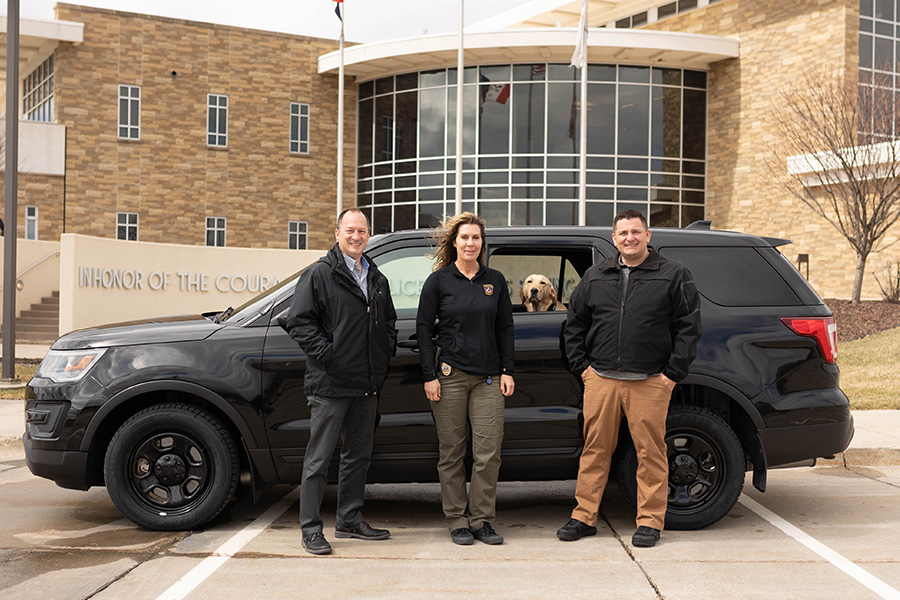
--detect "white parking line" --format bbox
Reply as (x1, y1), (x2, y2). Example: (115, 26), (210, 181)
(155, 486), (300, 600)
(739, 495), (900, 600)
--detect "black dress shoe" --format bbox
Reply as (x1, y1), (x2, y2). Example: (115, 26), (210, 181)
(450, 527), (475, 545)
(302, 531), (333, 555)
(471, 522), (503, 545)
(556, 518), (597, 541)
(631, 526), (660, 547)
(334, 521), (391, 540)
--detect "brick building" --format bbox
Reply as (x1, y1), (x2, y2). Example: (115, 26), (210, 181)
(3, 3), (353, 250)
(3, 0), (898, 299)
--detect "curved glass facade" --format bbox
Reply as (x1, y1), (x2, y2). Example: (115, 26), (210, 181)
(356, 63), (707, 233)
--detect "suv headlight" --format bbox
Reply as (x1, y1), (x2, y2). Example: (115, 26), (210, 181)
(35, 349), (108, 383)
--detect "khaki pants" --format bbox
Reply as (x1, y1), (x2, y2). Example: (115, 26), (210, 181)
(571, 370), (671, 531)
(430, 368), (505, 532)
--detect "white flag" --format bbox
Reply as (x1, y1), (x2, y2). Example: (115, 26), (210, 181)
(570, 0), (588, 69)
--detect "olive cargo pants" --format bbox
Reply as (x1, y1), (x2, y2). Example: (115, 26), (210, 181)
(430, 368), (505, 532)
(571, 370), (672, 531)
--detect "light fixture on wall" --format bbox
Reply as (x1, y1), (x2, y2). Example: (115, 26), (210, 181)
(797, 254), (809, 280)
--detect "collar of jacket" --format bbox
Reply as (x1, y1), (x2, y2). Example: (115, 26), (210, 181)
(450, 261), (486, 280)
(323, 243), (379, 290)
(600, 245), (661, 272)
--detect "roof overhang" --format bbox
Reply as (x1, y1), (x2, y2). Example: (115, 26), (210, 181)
(0, 16), (84, 92)
(319, 28), (739, 81)
(468, 0), (681, 31)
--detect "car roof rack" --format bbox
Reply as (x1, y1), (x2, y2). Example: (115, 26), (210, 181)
(685, 220), (712, 230)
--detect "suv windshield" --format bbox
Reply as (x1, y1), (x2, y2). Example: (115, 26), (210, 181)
(222, 267), (306, 326)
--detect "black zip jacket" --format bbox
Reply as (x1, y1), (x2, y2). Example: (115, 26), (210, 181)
(564, 247), (701, 382)
(416, 263), (514, 381)
(284, 243), (398, 397)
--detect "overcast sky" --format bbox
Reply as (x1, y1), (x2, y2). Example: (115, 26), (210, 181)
(19, 0), (526, 43)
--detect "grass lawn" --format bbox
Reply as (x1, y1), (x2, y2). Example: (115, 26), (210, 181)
(0, 364), (37, 401)
(2, 335), (896, 408)
(839, 326), (900, 410)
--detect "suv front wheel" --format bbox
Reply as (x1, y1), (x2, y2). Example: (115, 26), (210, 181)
(104, 403), (240, 531)
(615, 404), (746, 530)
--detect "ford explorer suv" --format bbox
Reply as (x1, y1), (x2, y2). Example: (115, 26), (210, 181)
(23, 224), (853, 531)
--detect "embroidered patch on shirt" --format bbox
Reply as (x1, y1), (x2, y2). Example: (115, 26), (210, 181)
(483, 284), (494, 296)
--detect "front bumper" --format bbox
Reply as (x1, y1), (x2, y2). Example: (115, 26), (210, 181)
(23, 432), (92, 491)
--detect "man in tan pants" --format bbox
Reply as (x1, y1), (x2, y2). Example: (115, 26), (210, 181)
(557, 209), (701, 547)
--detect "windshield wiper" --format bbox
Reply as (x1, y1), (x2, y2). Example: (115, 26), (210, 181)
(213, 307), (233, 324)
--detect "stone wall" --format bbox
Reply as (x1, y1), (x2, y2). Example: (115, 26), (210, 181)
(51, 3), (354, 251)
(0, 173), (65, 239)
(645, 0), (898, 300)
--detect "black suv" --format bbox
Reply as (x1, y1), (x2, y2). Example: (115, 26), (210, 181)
(24, 225), (853, 531)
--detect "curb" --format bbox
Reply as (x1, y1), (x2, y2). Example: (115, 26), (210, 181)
(818, 448), (900, 468)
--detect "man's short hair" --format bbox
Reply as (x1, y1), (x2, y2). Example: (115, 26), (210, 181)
(336, 208), (370, 230)
(613, 209), (648, 230)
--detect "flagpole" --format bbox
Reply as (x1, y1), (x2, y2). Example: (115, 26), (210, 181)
(336, 0), (345, 222)
(578, 53), (587, 226)
(577, 0), (588, 227)
(455, 0), (464, 215)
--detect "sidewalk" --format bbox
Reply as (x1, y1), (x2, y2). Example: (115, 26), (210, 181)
(1, 343), (51, 361)
(0, 391), (898, 464)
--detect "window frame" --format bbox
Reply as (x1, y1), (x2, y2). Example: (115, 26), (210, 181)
(116, 211), (139, 241)
(24, 54), (54, 122)
(118, 85), (141, 140)
(207, 94), (228, 147)
(288, 220), (308, 249)
(25, 205), (38, 240)
(206, 216), (227, 247)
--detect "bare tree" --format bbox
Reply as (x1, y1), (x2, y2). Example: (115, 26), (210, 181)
(768, 68), (900, 303)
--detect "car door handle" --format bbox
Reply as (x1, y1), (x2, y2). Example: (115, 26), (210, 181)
(397, 340), (419, 350)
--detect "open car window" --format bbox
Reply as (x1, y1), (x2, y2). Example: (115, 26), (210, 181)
(488, 248), (592, 311)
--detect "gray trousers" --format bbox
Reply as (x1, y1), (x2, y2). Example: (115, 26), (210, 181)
(430, 369), (505, 532)
(300, 394), (378, 536)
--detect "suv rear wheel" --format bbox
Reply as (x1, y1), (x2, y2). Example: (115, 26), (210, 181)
(104, 403), (239, 531)
(615, 405), (745, 530)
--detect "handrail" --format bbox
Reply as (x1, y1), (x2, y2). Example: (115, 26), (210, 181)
(0, 250), (61, 293)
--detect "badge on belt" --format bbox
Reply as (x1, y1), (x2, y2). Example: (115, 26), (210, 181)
(441, 362), (452, 376)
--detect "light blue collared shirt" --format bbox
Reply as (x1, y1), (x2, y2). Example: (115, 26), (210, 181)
(342, 251), (369, 299)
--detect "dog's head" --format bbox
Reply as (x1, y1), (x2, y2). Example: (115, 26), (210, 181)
(520, 274), (559, 312)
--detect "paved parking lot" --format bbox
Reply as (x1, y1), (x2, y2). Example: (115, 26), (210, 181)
(1, 433), (898, 600)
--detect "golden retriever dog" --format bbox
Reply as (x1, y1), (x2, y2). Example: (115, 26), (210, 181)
(520, 274), (566, 312)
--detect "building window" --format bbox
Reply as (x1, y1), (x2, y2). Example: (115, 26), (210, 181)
(859, 0), (900, 140)
(117, 212), (139, 241)
(289, 221), (308, 249)
(25, 206), (38, 240)
(24, 55), (54, 122)
(207, 94), (228, 147)
(118, 85), (141, 140)
(356, 63), (707, 233)
(290, 102), (309, 153)
(206, 216), (226, 247)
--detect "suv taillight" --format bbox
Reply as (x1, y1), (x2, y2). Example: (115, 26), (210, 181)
(781, 316), (838, 363)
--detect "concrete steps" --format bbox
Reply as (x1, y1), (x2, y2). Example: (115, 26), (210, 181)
(1, 291), (59, 343)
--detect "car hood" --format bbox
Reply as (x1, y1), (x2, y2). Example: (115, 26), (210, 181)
(51, 315), (222, 350)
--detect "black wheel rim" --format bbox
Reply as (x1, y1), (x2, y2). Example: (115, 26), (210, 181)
(126, 431), (212, 515)
(666, 427), (725, 515)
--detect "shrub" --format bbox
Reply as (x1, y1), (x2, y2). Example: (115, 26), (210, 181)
(874, 262), (900, 303)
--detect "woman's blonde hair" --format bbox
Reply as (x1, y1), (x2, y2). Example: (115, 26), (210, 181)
(429, 212), (487, 271)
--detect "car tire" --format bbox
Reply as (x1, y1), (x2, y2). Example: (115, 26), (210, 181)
(104, 402), (239, 531)
(615, 404), (745, 531)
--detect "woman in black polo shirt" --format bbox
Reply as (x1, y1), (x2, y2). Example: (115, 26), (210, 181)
(416, 211), (515, 546)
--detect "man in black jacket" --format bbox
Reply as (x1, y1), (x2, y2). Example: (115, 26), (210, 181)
(284, 208), (398, 555)
(557, 209), (701, 548)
